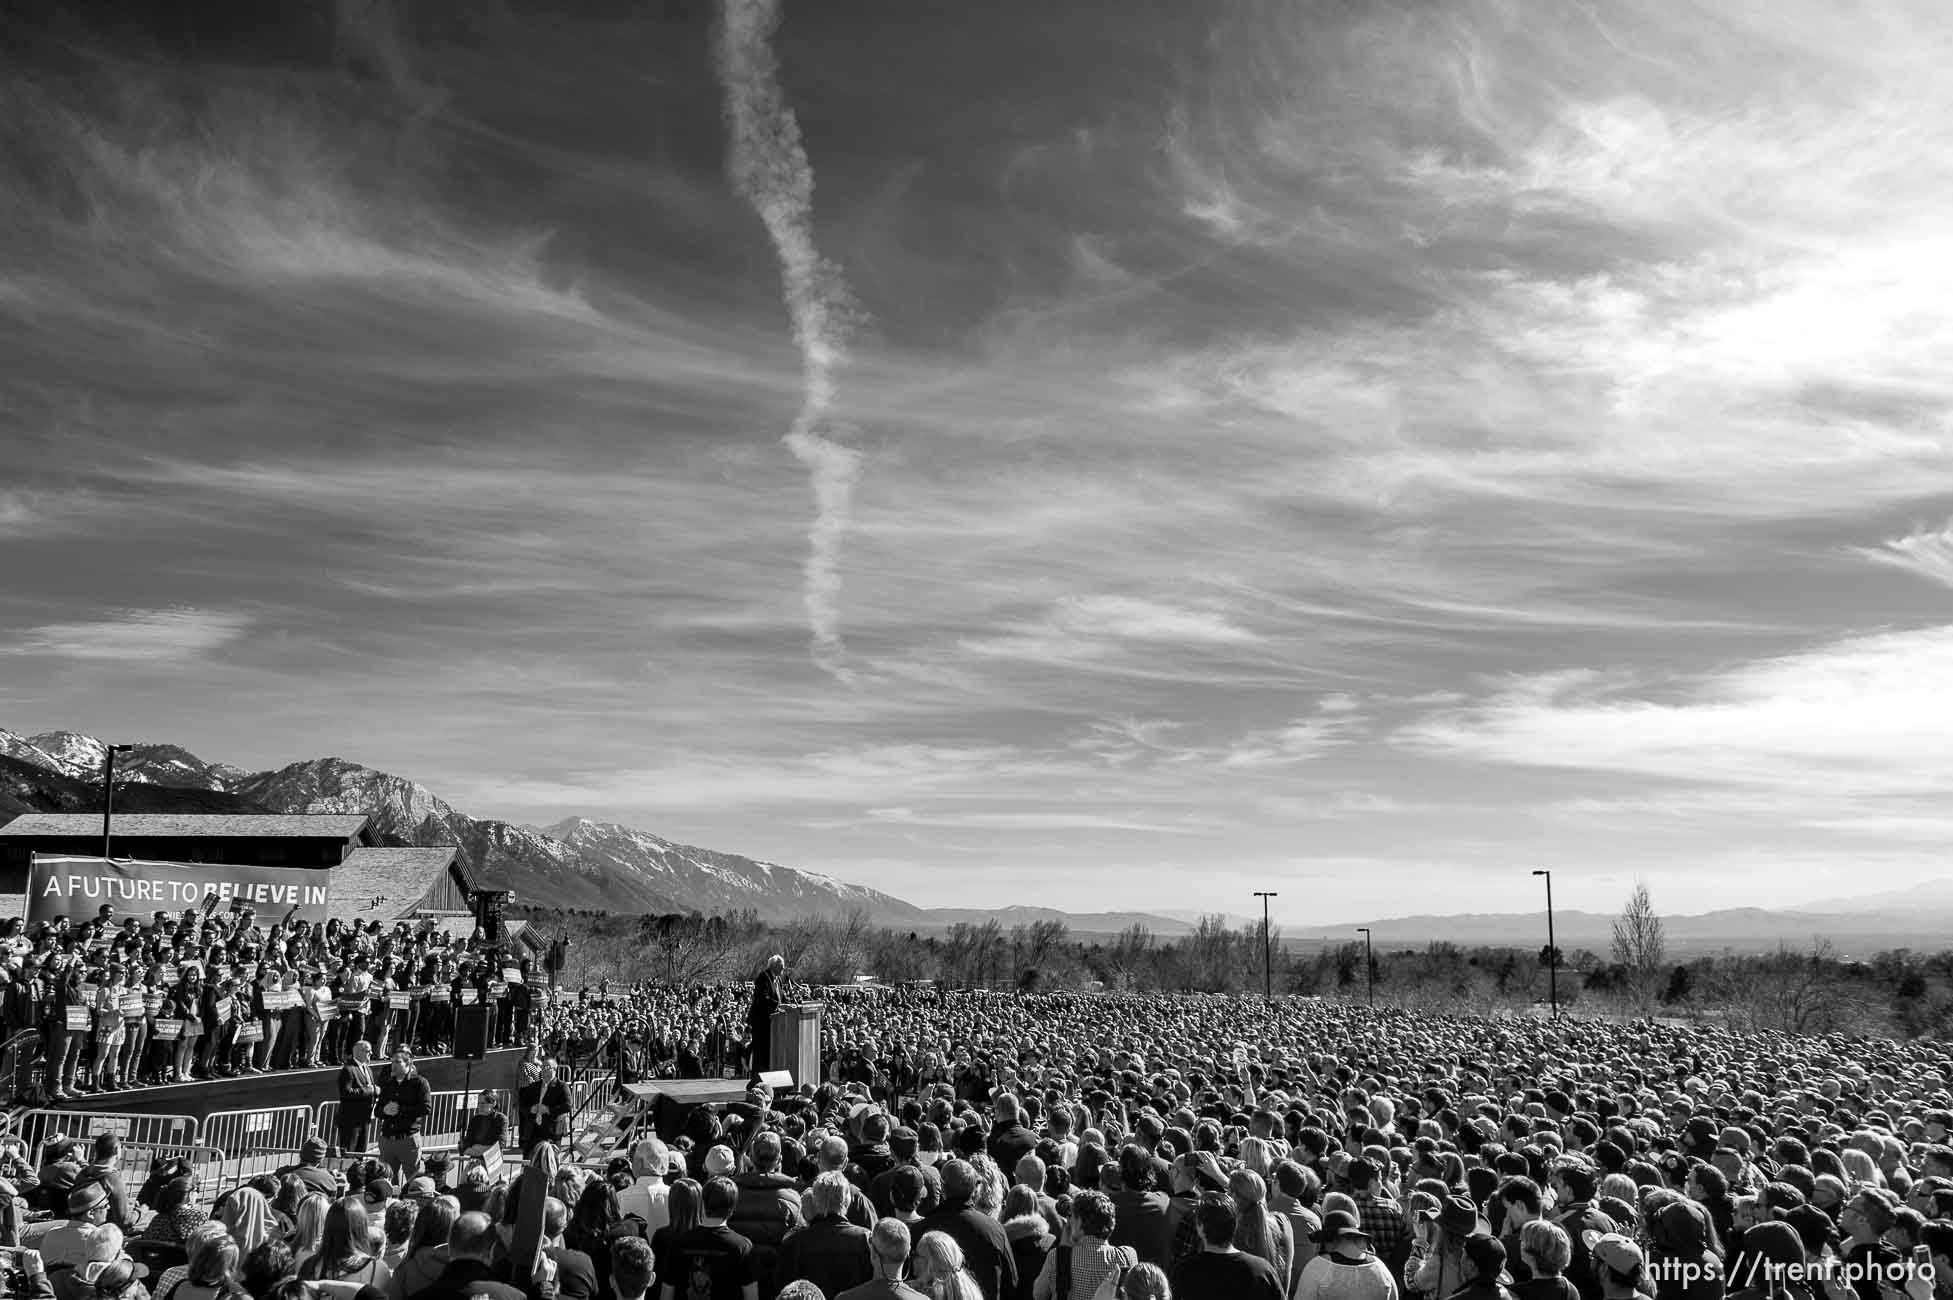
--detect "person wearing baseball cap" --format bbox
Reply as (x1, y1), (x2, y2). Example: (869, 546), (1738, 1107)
(1581, 1233), (1647, 1300)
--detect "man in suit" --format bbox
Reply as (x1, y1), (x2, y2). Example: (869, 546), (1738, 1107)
(518, 1057), (574, 1155)
(747, 954), (785, 1081)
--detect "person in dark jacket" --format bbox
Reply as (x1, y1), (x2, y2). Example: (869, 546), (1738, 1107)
(915, 1160), (1018, 1300)
(519, 1059), (574, 1155)
(774, 1173), (874, 1300)
(747, 954), (785, 1081)
(337, 1039), (380, 1156)
(377, 1046), (433, 1183)
(424, 1210), (528, 1300)
(729, 1133), (804, 1296)
(1108, 1146), (1175, 1271)
(986, 1096), (1039, 1177)
(1449, 1233), (1519, 1300)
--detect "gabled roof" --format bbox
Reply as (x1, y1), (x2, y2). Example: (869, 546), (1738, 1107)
(329, 846), (459, 923)
(422, 915), (544, 952)
(0, 813), (371, 839)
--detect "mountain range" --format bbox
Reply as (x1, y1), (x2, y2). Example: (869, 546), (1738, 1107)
(5, 726), (1952, 953)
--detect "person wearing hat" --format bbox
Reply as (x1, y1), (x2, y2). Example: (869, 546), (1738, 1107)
(1415, 1196), (1490, 1300)
(1451, 1235), (1517, 1300)
(39, 1181), (118, 1271)
(1296, 1202), (1390, 1296)
(1583, 1233), (1648, 1300)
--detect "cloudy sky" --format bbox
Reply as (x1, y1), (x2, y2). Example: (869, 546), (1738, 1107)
(6, 0), (1953, 922)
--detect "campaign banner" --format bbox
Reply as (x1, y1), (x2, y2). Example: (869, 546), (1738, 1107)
(28, 855), (332, 926)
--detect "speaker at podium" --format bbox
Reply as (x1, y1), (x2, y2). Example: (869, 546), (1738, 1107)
(768, 1002), (822, 1088)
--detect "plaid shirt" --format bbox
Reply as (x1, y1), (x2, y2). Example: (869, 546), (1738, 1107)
(1355, 1190), (1408, 1273)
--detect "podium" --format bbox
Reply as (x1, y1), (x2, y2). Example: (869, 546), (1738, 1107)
(769, 1002), (822, 1088)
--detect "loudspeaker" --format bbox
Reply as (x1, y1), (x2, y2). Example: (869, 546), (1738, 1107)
(453, 1005), (496, 1061)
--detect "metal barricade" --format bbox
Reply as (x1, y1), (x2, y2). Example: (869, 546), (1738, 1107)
(423, 1089), (472, 1148)
(316, 1099), (337, 1145)
(115, 1142), (229, 1195)
(318, 1090), (511, 1157)
(202, 1104), (316, 1179)
(9, 1109), (201, 1152)
(0, 1030), (42, 1109)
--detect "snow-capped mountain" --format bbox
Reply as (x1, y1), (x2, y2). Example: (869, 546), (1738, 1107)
(3, 730), (245, 791)
(0, 732), (900, 920)
(543, 817), (920, 921)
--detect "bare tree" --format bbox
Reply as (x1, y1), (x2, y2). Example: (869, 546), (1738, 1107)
(1611, 881), (1666, 1011)
(638, 912), (741, 986)
(1105, 923), (1153, 991)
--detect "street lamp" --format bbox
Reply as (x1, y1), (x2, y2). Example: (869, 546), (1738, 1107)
(101, 745), (133, 861)
(1252, 892), (1279, 1001)
(1356, 927), (1374, 1005)
(1533, 869), (1557, 1019)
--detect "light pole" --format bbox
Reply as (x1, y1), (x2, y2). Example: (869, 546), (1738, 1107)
(1357, 927), (1374, 1005)
(101, 744), (132, 861)
(1532, 869), (1557, 1018)
(1253, 892), (1279, 1001)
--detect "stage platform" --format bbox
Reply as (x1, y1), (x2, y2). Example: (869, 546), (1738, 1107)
(622, 1079), (749, 1107)
(34, 1047), (529, 1123)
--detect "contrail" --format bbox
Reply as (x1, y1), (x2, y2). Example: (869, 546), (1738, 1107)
(714, 0), (861, 683)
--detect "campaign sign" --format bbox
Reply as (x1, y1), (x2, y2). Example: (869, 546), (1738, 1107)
(29, 855), (332, 926)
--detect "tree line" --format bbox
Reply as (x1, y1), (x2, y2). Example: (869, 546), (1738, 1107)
(509, 882), (1953, 1041)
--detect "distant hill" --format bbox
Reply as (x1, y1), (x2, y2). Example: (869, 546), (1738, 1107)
(1318, 905), (1951, 958)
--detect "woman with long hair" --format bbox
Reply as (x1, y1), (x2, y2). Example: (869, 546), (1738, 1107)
(569, 1179), (626, 1300)
(651, 1179), (702, 1262)
(1002, 1184), (1055, 1300)
(1229, 1169), (1293, 1291)
(298, 1195), (391, 1290)
(914, 1231), (985, 1300)
(386, 1195), (459, 1300)
(173, 965), (205, 1083)
(1239, 1138), (1277, 1183)
(1840, 1149), (1883, 1191)
(49, 962), (86, 1099)
(290, 1193), (331, 1274)
(90, 961), (128, 1092)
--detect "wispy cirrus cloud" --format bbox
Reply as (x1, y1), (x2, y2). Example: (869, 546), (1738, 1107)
(806, 806), (1207, 834)
(1858, 521), (1953, 591)
(1399, 625), (1953, 797)
(7, 609), (252, 663)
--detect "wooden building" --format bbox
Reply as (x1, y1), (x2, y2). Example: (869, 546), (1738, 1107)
(0, 813), (476, 923)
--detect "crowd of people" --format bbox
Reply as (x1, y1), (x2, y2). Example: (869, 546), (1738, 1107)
(0, 904), (543, 1100)
(6, 971), (1953, 1300)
